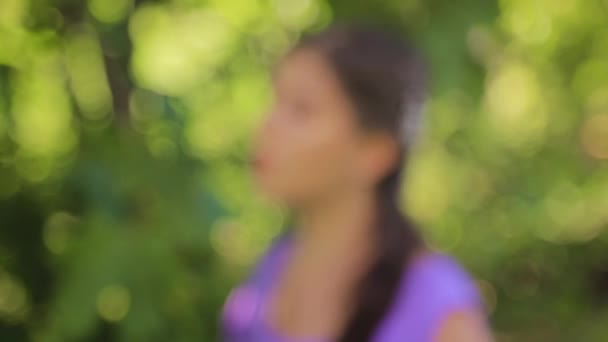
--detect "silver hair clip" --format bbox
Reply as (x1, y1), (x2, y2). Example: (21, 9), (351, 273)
(399, 99), (425, 149)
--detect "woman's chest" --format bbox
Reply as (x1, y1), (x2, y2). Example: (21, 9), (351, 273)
(221, 282), (427, 342)
(222, 281), (342, 342)
(266, 273), (349, 339)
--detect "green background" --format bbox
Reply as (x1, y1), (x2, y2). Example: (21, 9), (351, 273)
(0, 0), (607, 341)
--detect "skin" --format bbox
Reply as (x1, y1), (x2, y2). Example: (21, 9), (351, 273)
(251, 47), (492, 341)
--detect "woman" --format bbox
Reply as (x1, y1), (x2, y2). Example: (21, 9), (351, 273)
(221, 24), (493, 342)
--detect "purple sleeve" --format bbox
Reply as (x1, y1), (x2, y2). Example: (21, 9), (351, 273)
(374, 254), (483, 342)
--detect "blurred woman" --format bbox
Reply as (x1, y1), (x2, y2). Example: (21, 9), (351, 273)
(221, 24), (493, 342)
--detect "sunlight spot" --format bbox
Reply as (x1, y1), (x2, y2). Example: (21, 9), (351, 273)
(0, 271), (29, 323)
(11, 50), (76, 158)
(65, 28), (113, 121)
(273, 0), (321, 29)
(88, 0), (132, 24)
(43, 212), (79, 255)
(209, 0), (262, 29)
(484, 62), (547, 153)
(97, 285), (131, 322)
(580, 114), (608, 160)
(500, 0), (553, 44)
(129, 5), (234, 95)
(403, 146), (452, 224)
(0, 0), (28, 28)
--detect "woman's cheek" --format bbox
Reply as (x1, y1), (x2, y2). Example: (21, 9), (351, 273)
(270, 147), (305, 196)
(298, 144), (342, 192)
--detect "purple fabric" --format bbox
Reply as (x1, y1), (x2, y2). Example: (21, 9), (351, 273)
(221, 233), (482, 342)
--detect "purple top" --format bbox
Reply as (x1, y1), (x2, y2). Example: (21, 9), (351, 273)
(221, 233), (482, 342)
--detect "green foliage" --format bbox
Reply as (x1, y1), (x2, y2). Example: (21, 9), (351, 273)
(0, 0), (607, 341)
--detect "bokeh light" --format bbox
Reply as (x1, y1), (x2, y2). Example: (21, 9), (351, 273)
(88, 0), (132, 24)
(129, 5), (234, 96)
(0, 271), (29, 323)
(64, 28), (113, 122)
(580, 114), (608, 160)
(484, 61), (548, 153)
(43, 212), (79, 255)
(96, 284), (131, 322)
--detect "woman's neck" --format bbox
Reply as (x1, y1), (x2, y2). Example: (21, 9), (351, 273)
(291, 189), (378, 277)
(267, 190), (380, 338)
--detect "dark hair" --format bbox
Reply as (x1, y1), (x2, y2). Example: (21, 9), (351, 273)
(295, 24), (427, 341)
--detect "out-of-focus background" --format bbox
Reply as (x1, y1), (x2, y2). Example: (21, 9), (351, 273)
(0, 0), (607, 341)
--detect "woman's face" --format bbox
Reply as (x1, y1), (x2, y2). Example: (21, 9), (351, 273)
(252, 48), (394, 207)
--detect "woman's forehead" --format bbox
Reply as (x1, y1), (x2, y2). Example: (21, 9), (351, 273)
(275, 49), (332, 81)
(273, 49), (346, 99)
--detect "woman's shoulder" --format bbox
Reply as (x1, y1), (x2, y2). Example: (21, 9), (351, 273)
(406, 251), (480, 304)
(374, 251), (483, 341)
